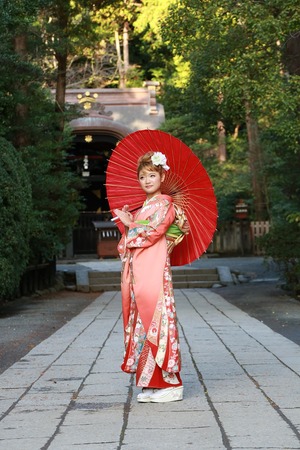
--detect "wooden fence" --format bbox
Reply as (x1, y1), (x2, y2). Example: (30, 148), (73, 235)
(86, 220), (270, 257)
(73, 212), (101, 255)
(250, 221), (270, 255)
(19, 260), (56, 297)
(64, 219), (271, 259)
(207, 221), (270, 256)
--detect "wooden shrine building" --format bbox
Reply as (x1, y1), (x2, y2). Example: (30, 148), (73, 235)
(63, 83), (165, 257)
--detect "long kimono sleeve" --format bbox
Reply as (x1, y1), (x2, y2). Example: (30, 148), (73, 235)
(126, 198), (175, 249)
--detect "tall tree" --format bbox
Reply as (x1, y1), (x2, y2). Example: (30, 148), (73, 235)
(0, 0), (41, 146)
(36, 0), (118, 126)
(38, 1), (91, 127)
(0, 0), (82, 267)
(161, 0), (300, 219)
(94, 0), (141, 87)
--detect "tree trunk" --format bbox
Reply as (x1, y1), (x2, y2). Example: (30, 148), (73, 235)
(233, 124), (240, 140)
(54, 2), (69, 132)
(245, 102), (266, 220)
(14, 34), (30, 148)
(123, 21), (130, 74)
(55, 51), (67, 131)
(285, 32), (300, 75)
(115, 30), (125, 88)
(217, 120), (226, 162)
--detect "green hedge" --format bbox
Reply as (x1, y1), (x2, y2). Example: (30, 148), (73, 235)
(0, 138), (32, 299)
(258, 221), (300, 294)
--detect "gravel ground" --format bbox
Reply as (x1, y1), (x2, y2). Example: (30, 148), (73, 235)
(0, 290), (98, 374)
(213, 281), (300, 346)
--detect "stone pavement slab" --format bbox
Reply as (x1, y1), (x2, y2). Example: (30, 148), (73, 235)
(0, 289), (299, 450)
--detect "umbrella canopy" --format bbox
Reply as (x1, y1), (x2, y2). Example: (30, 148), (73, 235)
(106, 129), (217, 266)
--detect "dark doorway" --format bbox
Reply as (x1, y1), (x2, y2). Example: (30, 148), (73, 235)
(67, 133), (119, 255)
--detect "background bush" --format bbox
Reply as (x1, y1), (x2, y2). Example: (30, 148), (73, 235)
(0, 138), (32, 299)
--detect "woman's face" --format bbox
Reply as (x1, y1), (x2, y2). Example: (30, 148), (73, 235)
(138, 168), (165, 199)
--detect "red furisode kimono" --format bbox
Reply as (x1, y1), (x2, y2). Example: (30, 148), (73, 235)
(117, 194), (182, 388)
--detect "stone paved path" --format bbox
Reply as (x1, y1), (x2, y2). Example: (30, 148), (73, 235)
(0, 289), (299, 450)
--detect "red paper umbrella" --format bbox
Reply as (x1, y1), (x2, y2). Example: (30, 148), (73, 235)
(106, 129), (217, 266)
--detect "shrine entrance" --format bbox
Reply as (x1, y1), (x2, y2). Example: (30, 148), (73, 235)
(67, 118), (131, 256)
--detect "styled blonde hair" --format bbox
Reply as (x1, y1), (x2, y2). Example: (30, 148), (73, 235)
(137, 152), (164, 176)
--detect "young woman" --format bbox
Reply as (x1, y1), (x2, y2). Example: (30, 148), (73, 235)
(114, 151), (184, 403)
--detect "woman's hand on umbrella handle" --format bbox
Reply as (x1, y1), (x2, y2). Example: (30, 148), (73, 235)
(114, 208), (133, 227)
(122, 205), (133, 221)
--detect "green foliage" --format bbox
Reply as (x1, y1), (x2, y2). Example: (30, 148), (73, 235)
(0, 138), (32, 299)
(208, 137), (252, 222)
(259, 222), (300, 294)
(160, 115), (252, 222)
(255, 74), (300, 293)
(0, 1), (43, 138)
(35, 0), (139, 88)
(260, 78), (300, 223)
(19, 91), (82, 262)
(23, 140), (82, 263)
(131, 0), (178, 84)
(0, 2), (82, 267)
(160, 0), (299, 203)
(129, 31), (173, 85)
(159, 114), (207, 147)
(123, 66), (145, 87)
(159, 3), (299, 222)
(0, 0), (40, 30)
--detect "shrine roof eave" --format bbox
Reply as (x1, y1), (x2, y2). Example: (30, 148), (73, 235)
(68, 116), (132, 140)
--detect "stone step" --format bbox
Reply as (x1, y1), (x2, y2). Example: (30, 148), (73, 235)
(172, 273), (219, 282)
(88, 268), (221, 292)
(89, 281), (218, 292)
(89, 270), (120, 280)
(88, 267), (218, 279)
(88, 272), (120, 282)
(173, 268), (218, 274)
(88, 274), (220, 285)
(90, 283), (121, 292)
(173, 280), (218, 289)
(88, 269), (218, 282)
(59, 266), (233, 292)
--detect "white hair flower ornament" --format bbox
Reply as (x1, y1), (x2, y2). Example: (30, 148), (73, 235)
(151, 152), (170, 171)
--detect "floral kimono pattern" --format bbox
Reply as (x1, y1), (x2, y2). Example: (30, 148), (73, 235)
(118, 194), (182, 388)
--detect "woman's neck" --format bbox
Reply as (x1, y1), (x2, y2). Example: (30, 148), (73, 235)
(146, 191), (161, 200)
